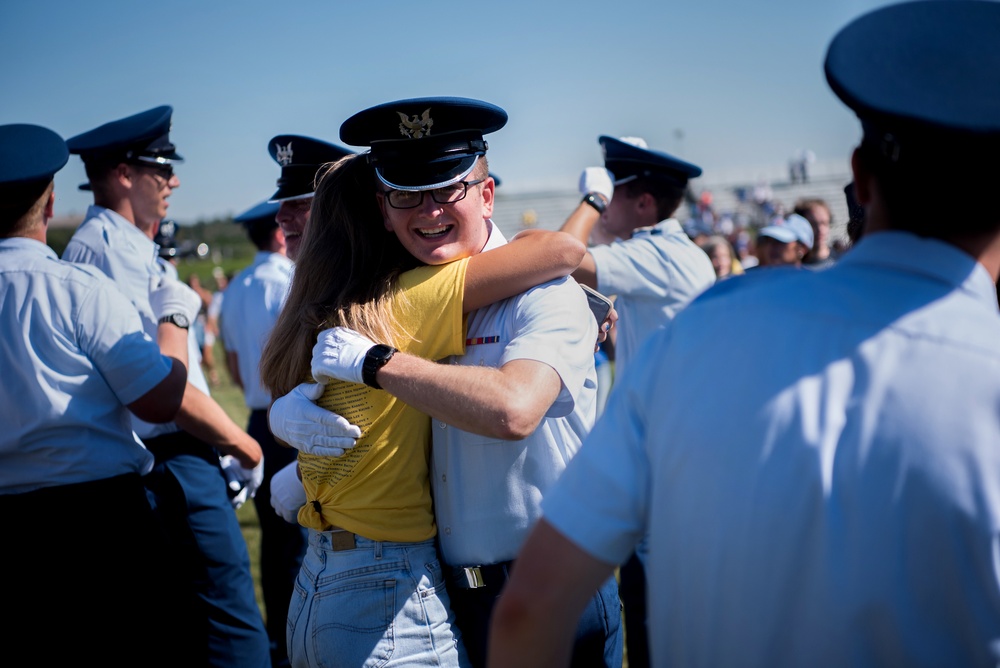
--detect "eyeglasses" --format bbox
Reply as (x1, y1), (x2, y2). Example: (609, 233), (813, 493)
(383, 178), (485, 210)
(138, 163), (175, 184)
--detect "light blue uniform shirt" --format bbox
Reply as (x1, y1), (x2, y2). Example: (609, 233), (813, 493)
(219, 251), (292, 410)
(0, 238), (167, 493)
(432, 225), (598, 566)
(63, 205), (209, 439)
(590, 218), (716, 375)
(544, 231), (1000, 667)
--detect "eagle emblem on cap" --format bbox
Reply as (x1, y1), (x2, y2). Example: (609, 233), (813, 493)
(397, 109), (433, 139)
(275, 141), (293, 166)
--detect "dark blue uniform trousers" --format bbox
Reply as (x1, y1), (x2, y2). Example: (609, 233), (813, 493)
(144, 430), (271, 668)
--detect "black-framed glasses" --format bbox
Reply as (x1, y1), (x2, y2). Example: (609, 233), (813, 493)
(383, 178), (485, 210)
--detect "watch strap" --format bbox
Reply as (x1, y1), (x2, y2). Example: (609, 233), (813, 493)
(362, 344), (397, 389)
(582, 192), (608, 214)
(158, 314), (190, 329)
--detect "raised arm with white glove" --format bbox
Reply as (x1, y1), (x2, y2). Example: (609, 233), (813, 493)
(578, 166), (615, 205)
(268, 381), (362, 457)
(270, 460), (306, 524)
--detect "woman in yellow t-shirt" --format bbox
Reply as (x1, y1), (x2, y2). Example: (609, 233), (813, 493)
(260, 153), (584, 667)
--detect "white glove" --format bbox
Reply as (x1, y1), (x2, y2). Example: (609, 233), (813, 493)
(270, 460), (306, 524)
(219, 455), (265, 510)
(578, 167), (615, 203)
(311, 326), (377, 385)
(269, 382), (362, 457)
(149, 275), (203, 323)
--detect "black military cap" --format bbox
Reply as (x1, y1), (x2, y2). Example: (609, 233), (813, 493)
(825, 0), (1000, 165)
(267, 135), (353, 202)
(0, 124), (69, 186)
(67, 106), (184, 166)
(339, 97), (508, 190)
(600, 136), (701, 187)
(234, 199), (280, 227)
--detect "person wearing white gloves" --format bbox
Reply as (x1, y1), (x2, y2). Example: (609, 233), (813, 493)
(61, 106), (270, 667)
(558, 136), (717, 668)
(257, 105), (591, 666)
(265, 97), (623, 668)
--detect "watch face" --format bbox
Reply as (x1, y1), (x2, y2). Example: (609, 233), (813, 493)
(171, 314), (190, 328)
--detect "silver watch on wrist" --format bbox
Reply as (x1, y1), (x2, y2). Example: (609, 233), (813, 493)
(158, 313), (190, 329)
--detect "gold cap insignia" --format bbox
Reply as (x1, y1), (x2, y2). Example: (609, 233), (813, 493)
(397, 109), (434, 139)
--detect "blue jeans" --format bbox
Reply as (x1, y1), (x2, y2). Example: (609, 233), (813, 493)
(287, 531), (469, 668)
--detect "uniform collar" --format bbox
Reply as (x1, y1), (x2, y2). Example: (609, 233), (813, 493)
(841, 231), (999, 311)
(632, 218), (683, 238)
(481, 218), (508, 251)
(0, 236), (58, 259)
(87, 204), (158, 257)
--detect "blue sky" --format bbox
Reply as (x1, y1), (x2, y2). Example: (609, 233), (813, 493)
(2, 0), (898, 223)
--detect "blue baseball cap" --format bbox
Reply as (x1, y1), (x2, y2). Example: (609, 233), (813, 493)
(758, 213), (814, 248)
(339, 97), (508, 190)
(67, 106), (183, 166)
(600, 135), (701, 187)
(267, 135), (354, 202)
(0, 124), (69, 186)
(825, 0), (1000, 164)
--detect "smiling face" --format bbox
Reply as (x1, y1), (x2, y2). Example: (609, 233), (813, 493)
(276, 196), (313, 261)
(376, 169), (494, 265)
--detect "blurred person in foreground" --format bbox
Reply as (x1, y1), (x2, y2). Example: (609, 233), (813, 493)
(489, 2), (1000, 666)
(0, 123), (197, 665)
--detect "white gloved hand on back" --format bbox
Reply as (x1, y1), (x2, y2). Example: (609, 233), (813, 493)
(268, 382), (362, 457)
(310, 326), (377, 385)
(270, 460), (306, 524)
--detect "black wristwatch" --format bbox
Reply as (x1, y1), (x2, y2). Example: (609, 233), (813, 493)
(362, 344), (397, 389)
(582, 192), (608, 214)
(158, 313), (190, 329)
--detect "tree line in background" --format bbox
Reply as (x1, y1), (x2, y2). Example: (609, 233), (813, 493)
(47, 217), (258, 285)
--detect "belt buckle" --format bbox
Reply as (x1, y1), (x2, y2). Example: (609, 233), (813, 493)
(331, 531), (356, 551)
(460, 566), (486, 589)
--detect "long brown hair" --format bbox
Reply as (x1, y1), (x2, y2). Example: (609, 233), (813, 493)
(259, 153), (420, 398)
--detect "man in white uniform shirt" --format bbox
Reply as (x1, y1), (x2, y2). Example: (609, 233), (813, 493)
(490, 2), (1000, 666)
(0, 123), (197, 666)
(272, 97), (623, 668)
(61, 106), (270, 667)
(559, 135), (716, 667)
